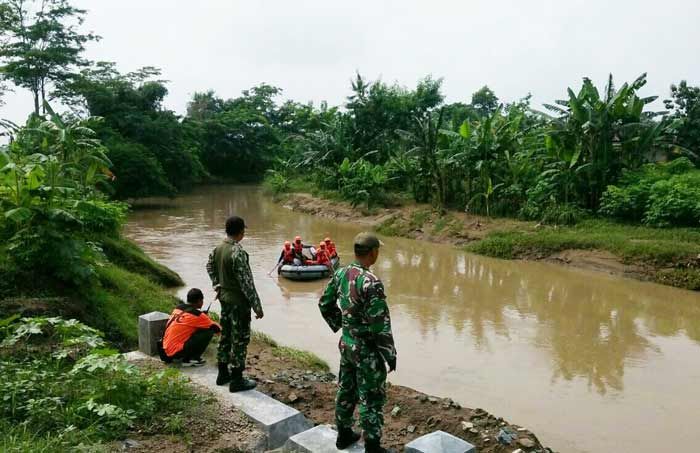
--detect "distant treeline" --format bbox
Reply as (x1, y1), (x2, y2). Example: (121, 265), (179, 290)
(1, 0), (699, 227)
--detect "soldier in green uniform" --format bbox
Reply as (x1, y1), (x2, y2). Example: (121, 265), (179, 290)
(319, 232), (397, 453)
(206, 216), (264, 392)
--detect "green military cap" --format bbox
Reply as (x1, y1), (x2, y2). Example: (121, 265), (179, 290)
(353, 232), (384, 250)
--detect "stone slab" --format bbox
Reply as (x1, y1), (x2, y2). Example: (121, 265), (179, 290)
(404, 430), (476, 453)
(138, 311), (169, 356)
(286, 424), (364, 453)
(182, 365), (312, 448)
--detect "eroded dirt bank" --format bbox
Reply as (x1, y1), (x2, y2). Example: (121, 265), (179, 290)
(277, 192), (673, 285)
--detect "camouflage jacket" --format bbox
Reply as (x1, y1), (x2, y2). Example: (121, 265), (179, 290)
(319, 262), (396, 365)
(206, 238), (262, 314)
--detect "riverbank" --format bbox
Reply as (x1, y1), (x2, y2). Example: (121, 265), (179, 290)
(277, 192), (700, 291)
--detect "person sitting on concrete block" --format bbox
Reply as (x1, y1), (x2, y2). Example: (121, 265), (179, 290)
(161, 288), (221, 366)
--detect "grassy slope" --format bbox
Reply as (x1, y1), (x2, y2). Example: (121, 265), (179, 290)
(467, 219), (700, 289)
(1, 236), (183, 349)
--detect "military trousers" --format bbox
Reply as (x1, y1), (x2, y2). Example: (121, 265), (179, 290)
(217, 297), (251, 370)
(335, 342), (387, 441)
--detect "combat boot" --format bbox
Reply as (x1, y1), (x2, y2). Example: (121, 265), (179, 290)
(229, 367), (257, 392)
(335, 427), (361, 449)
(364, 437), (389, 453)
(216, 362), (231, 386)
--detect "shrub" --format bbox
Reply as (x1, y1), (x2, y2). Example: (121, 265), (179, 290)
(600, 158), (700, 227)
(337, 158), (390, 208)
(0, 317), (195, 450)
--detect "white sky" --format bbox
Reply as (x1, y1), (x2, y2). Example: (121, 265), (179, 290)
(2, 0), (699, 123)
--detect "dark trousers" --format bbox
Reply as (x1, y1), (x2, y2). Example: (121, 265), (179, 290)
(171, 328), (214, 361)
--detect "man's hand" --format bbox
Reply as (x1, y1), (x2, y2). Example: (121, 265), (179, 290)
(387, 357), (396, 373)
(254, 308), (264, 319)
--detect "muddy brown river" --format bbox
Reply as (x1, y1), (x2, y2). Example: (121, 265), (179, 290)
(125, 185), (700, 453)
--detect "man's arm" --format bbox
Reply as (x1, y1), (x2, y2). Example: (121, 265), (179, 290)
(365, 279), (397, 370)
(232, 248), (263, 317)
(206, 249), (218, 287)
(318, 272), (342, 332)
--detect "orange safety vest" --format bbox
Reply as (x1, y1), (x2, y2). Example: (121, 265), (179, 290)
(282, 248), (295, 263)
(162, 307), (220, 357)
(316, 248), (330, 264)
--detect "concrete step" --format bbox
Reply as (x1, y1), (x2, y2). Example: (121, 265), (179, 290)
(404, 430), (476, 453)
(182, 365), (312, 449)
(285, 425), (364, 453)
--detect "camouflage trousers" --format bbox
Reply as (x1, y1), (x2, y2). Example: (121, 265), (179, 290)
(335, 342), (387, 441)
(217, 297), (251, 370)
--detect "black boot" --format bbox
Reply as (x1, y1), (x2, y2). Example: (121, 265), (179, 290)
(229, 367), (257, 392)
(336, 427), (361, 449)
(364, 437), (388, 453)
(216, 362), (231, 386)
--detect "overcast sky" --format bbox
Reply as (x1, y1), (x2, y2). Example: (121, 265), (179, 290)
(2, 0), (699, 122)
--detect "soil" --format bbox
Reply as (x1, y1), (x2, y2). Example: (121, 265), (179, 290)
(280, 192), (646, 282)
(246, 340), (552, 453)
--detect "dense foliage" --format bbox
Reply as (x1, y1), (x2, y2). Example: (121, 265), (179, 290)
(0, 0), (698, 223)
(0, 316), (195, 451)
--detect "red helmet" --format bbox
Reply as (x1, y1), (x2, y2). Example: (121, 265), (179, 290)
(284, 241), (291, 249)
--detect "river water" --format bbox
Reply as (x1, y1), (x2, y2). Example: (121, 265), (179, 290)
(125, 185), (700, 453)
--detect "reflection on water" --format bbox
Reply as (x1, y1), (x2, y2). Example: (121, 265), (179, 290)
(125, 185), (700, 453)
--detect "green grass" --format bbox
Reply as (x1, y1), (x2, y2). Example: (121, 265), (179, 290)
(467, 219), (700, 289)
(252, 331), (330, 372)
(100, 237), (184, 287)
(81, 264), (179, 348)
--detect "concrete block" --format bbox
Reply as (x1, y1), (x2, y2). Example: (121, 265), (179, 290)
(405, 430), (476, 453)
(138, 311), (169, 356)
(182, 365), (312, 448)
(286, 424), (364, 452)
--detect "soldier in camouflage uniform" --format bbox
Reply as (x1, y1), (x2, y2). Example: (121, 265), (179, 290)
(319, 232), (396, 453)
(206, 216), (264, 392)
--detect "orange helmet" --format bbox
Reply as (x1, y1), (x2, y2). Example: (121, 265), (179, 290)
(284, 241), (291, 249)
(319, 241), (326, 248)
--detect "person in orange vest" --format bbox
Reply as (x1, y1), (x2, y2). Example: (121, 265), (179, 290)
(324, 237), (338, 258)
(293, 235), (306, 265)
(277, 241), (295, 265)
(313, 241), (331, 267)
(161, 288), (221, 366)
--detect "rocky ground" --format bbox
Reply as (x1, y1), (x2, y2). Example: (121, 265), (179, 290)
(246, 339), (553, 453)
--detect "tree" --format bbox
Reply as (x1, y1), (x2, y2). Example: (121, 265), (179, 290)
(60, 62), (203, 198)
(470, 86), (499, 117)
(0, 0), (98, 115)
(664, 81), (700, 164)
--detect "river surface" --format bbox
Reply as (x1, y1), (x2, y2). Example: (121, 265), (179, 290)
(125, 185), (700, 453)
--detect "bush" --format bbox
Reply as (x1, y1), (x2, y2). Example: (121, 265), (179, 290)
(0, 317), (195, 451)
(600, 158), (700, 227)
(337, 158), (390, 208)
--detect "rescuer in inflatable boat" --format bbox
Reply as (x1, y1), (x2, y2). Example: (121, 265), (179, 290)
(312, 241), (332, 267)
(277, 241), (295, 265)
(292, 236), (306, 265)
(324, 237), (338, 258)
